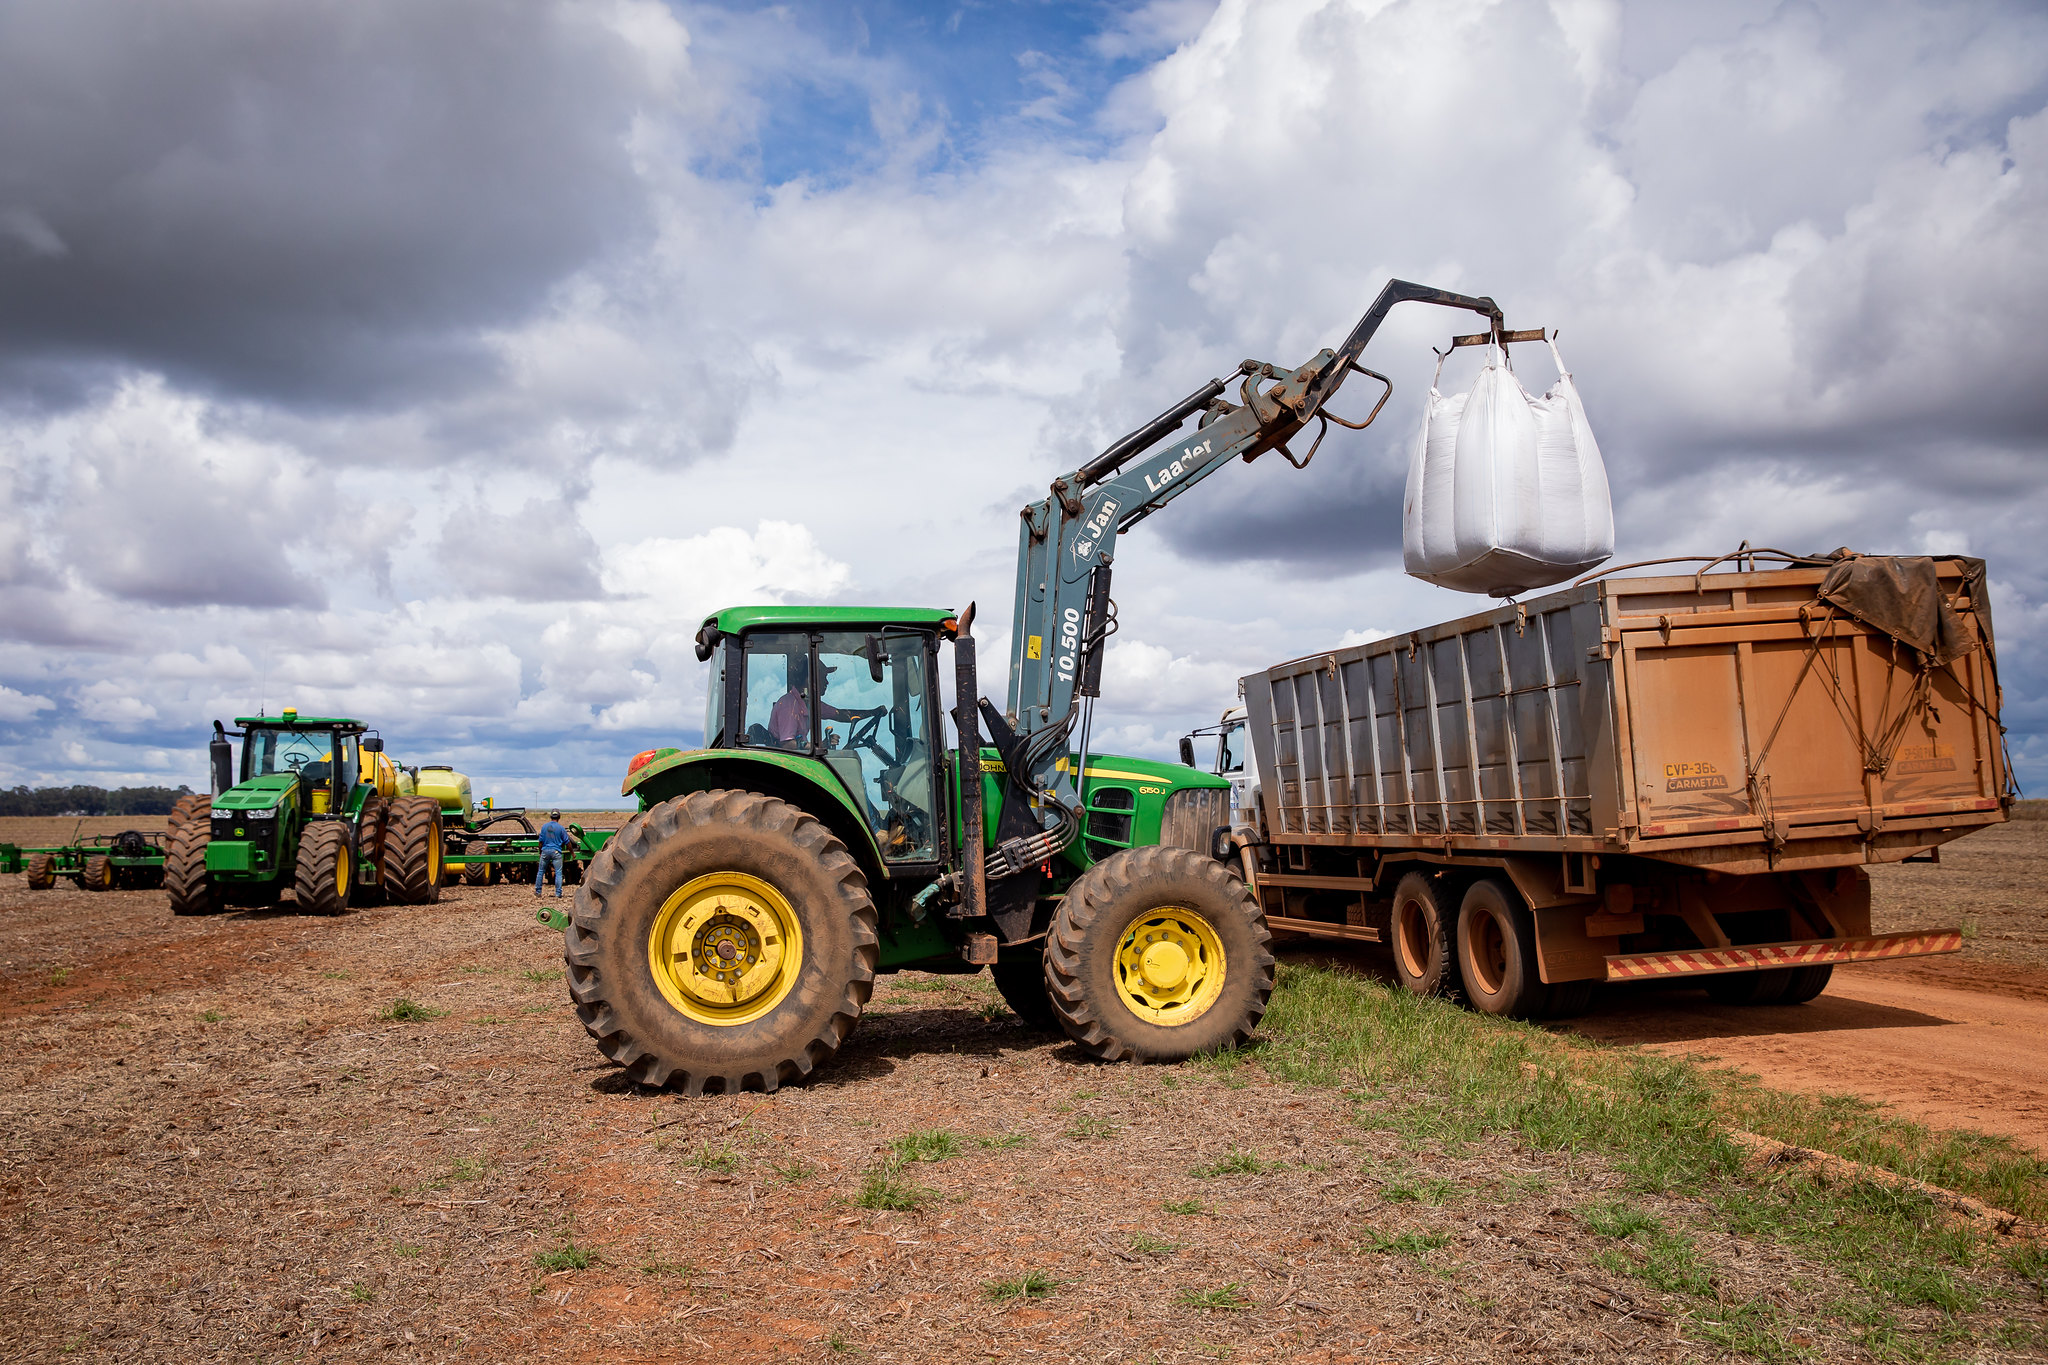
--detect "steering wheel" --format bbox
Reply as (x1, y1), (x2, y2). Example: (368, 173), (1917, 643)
(284, 751), (316, 772)
(843, 710), (895, 764)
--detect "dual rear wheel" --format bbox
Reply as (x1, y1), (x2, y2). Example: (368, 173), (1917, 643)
(1389, 871), (1590, 1020)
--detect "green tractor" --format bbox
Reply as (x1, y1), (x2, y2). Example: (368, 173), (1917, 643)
(564, 280), (1512, 1094)
(164, 709), (446, 915)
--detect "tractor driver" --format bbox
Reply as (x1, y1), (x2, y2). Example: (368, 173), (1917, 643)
(767, 657), (882, 748)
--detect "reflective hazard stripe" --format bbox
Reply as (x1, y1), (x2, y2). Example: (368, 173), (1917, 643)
(1604, 930), (1964, 982)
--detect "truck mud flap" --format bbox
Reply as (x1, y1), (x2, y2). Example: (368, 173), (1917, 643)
(1604, 929), (1963, 982)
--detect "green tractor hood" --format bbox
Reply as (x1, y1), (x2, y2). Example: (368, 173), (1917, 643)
(213, 773), (300, 810)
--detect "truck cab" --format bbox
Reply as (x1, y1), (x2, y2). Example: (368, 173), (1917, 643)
(1179, 702), (1260, 846)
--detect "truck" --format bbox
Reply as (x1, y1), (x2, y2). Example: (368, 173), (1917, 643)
(164, 709), (446, 915)
(566, 280), (1521, 1094)
(1218, 551), (2010, 1016)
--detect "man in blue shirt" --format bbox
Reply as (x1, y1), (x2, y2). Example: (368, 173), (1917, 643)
(536, 810), (570, 899)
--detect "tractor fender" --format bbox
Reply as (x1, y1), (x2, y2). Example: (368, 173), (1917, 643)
(623, 749), (887, 888)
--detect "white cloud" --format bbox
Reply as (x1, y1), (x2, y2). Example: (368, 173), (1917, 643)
(0, 684), (53, 722)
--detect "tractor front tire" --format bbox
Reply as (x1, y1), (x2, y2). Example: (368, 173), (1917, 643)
(166, 817), (221, 916)
(82, 855), (115, 892)
(990, 958), (1060, 1032)
(24, 853), (55, 890)
(565, 790), (877, 1095)
(294, 822), (353, 916)
(382, 797), (444, 905)
(1044, 845), (1274, 1063)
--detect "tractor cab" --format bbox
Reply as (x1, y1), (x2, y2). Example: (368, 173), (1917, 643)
(696, 607), (951, 863)
(235, 710), (370, 815)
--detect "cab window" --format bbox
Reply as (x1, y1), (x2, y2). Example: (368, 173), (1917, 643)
(815, 631), (937, 861)
(1217, 720), (1246, 775)
(740, 633), (810, 750)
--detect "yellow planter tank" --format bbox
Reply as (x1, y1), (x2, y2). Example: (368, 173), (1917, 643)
(415, 766), (474, 822)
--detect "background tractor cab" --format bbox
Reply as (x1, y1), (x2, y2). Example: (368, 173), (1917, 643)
(1178, 702), (1258, 847)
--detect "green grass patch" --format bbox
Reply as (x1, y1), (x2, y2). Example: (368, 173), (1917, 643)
(534, 1242), (594, 1272)
(1064, 1116), (1120, 1140)
(682, 1142), (740, 1174)
(1177, 1282), (1252, 1311)
(1129, 1233), (1181, 1255)
(344, 1282), (373, 1303)
(378, 997), (446, 1023)
(520, 967), (563, 984)
(392, 1243), (422, 1259)
(1162, 1197), (1209, 1216)
(198, 1009), (224, 1023)
(772, 1159), (815, 1184)
(856, 1161), (936, 1212)
(639, 1259), (694, 1279)
(1190, 1147), (1267, 1178)
(976, 1132), (1032, 1150)
(982, 1269), (1057, 1302)
(891, 978), (955, 994)
(1381, 1176), (1456, 1205)
(1363, 1229), (1451, 1258)
(890, 1128), (961, 1163)
(48, 967), (72, 987)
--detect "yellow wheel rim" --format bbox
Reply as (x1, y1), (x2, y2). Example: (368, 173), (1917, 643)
(427, 823), (443, 883)
(1113, 907), (1227, 1026)
(647, 872), (804, 1027)
(336, 843), (351, 900)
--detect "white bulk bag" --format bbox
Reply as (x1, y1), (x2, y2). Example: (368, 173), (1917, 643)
(1402, 338), (1613, 596)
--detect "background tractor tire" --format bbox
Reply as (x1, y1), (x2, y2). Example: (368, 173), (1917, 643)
(82, 855), (115, 892)
(1779, 963), (1833, 1005)
(990, 958), (1061, 1032)
(565, 790), (878, 1095)
(462, 842), (491, 886)
(24, 853), (55, 890)
(381, 797), (444, 905)
(165, 819), (221, 916)
(1389, 870), (1461, 999)
(167, 793), (209, 833)
(1043, 845), (1274, 1063)
(294, 822), (352, 916)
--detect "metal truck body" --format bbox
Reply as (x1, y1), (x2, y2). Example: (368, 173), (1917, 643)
(1229, 556), (2007, 1010)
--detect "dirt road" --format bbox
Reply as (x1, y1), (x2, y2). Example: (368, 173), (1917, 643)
(1568, 964), (2048, 1150)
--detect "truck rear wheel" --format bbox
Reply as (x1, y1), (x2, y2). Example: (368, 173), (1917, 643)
(24, 853), (55, 890)
(1703, 969), (1793, 1005)
(294, 822), (353, 916)
(1780, 964), (1833, 1005)
(381, 796), (443, 905)
(82, 855), (114, 891)
(1044, 845), (1274, 1063)
(1455, 878), (1548, 1019)
(165, 814), (221, 916)
(565, 790), (878, 1095)
(1390, 871), (1460, 999)
(990, 958), (1060, 1031)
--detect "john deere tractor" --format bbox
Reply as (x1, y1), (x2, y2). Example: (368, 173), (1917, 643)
(564, 280), (1511, 1094)
(164, 709), (445, 915)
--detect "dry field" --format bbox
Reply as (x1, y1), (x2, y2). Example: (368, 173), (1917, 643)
(0, 813), (2043, 1363)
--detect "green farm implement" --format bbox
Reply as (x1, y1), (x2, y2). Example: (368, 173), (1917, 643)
(562, 279), (1514, 1094)
(166, 709), (445, 915)
(3, 830), (169, 891)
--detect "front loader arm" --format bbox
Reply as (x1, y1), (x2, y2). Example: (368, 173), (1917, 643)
(999, 279), (1504, 801)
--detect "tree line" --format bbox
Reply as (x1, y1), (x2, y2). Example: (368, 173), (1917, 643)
(0, 785), (196, 817)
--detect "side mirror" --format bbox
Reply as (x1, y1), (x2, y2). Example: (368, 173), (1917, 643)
(1178, 736), (1196, 767)
(362, 736), (384, 753)
(864, 634), (886, 683)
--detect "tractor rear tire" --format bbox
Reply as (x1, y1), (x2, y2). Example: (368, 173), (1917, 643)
(990, 958), (1060, 1032)
(165, 816), (221, 916)
(24, 853), (55, 890)
(1390, 870), (1461, 999)
(565, 790), (878, 1095)
(1780, 964), (1833, 1005)
(381, 797), (444, 905)
(168, 793), (209, 833)
(82, 855), (114, 892)
(294, 822), (353, 916)
(462, 842), (490, 886)
(1044, 845), (1274, 1063)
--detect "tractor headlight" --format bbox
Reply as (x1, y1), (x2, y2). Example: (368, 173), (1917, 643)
(240, 805), (279, 820)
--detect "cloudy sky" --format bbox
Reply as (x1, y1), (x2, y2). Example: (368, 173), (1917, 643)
(1, 0), (2044, 807)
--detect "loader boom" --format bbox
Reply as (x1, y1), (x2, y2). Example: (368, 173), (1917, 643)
(999, 279), (1505, 806)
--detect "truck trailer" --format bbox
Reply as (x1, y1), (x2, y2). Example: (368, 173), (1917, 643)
(1224, 552), (2009, 1017)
